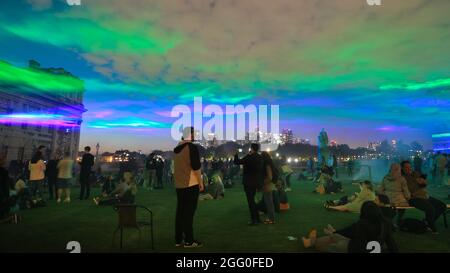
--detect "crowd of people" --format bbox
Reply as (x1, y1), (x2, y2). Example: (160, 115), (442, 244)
(1, 131), (449, 252)
(303, 158), (448, 253)
(0, 144), (141, 223)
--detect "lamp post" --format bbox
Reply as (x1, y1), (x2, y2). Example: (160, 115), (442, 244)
(95, 142), (100, 163)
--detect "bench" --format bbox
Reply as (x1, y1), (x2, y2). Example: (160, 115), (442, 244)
(389, 204), (450, 229)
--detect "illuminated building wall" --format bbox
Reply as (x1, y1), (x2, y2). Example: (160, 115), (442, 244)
(0, 60), (86, 162)
(432, 133), (450, 152)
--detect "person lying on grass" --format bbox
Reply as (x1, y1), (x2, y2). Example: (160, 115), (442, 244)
(93, 172), (137, 206)
(324, 180), (376, 212)
(302, 200), (398, 253)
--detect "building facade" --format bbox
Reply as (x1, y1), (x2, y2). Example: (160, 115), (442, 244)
(432, 133), (450, 152)
(0, 60), (86, 163)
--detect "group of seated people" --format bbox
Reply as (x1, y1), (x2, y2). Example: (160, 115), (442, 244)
(93, 172), (137, 206)
(379, 161), (446, 233)
(199, 170), (225, 201)
(324, 180), (376, 213)
(314, 165), (343, 194)
(303, 160), (447, 253)
(1, 174), (48, 224)
(303, 198), (398, 253)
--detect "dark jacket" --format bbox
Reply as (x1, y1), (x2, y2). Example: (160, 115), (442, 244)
(403, 172), (428, 199)
(348, 219), (398, 253)
(155, 159), (165, 177)
(234, 152), (263, 189)
(0, 167), (11, 218)
(45, 159), (59, 179)
(80, 153), (94, 174)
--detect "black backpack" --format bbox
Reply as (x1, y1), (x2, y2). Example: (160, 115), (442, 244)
(399, 218), (428, 234)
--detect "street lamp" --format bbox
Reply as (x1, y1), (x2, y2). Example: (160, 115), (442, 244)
(95, 142), (100, 163)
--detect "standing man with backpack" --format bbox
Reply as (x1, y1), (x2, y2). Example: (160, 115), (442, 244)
(234, 143), (264, 226)
(173, 127), (204, 248)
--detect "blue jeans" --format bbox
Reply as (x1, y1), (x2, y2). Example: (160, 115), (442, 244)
(263, 191), (275, 221)
(29, 180), (44, 198)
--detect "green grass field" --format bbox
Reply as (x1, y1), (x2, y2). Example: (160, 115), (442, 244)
(1, 179), (449, 253)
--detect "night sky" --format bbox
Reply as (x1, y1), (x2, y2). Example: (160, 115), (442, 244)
(0, 0), (449, 152)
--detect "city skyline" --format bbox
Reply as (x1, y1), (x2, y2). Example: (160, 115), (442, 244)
(0, 0), (449, 153)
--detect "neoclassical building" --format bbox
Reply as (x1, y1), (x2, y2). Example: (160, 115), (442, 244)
(0, 60), (86, 162)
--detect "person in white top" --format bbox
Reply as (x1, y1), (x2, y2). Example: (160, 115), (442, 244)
(56, 151), (74, 203)
(29, 151), (46, 198)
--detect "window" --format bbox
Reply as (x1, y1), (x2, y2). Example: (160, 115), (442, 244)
(0, 145), (8, 159)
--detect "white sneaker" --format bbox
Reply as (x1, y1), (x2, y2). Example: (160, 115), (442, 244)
(64, 198), (71, 203)
(57, 199), (61, 203)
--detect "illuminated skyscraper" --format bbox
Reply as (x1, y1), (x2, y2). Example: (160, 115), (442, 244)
(281, 129), (293, 144)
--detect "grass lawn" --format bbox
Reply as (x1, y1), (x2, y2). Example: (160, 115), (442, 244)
(1, 179), (449, 253)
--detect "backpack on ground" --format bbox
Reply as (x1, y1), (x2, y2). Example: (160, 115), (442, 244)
(398, 218), (428, 234)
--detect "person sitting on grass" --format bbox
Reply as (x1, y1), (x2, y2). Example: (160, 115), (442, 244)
(280, 159), (294, 192)
(101, 175), (116, 196)
(276, 178), (290, 211)
(14, 177), (33, 209)
(314, 165), (342, 194)
(199, 170), (225, 201)
(324, 180), (376, 212)
(93, 172), (137, 206)
(302, 201), (398, 253)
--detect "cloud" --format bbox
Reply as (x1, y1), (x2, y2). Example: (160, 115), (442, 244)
(27, 0), (53, 11)
(2, 0), (449, 146)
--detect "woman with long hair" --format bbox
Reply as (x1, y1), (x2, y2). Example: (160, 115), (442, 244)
(261, 151), (276, 224)
(379, 163), (410, 207)
(28, 151), (46, 199)
(379, 163), (411, 225)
